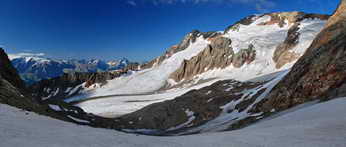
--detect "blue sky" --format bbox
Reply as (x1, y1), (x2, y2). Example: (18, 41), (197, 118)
(0, 0), (338, 61)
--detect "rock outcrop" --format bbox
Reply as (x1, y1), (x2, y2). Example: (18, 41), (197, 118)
(0, 48), (26, 90)
(232, 44), (256, 68)
(0, 48), (39, 110)
(169, 37), (234, 82)
(169, 37), (256, 83)
(140, 30), (221, 70)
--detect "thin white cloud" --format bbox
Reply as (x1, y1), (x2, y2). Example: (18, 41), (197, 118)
(127, 0), (137, 6)
(253, 0), (275, 12)
(8, 52), (46, 60)
(130, 0), (275, 12)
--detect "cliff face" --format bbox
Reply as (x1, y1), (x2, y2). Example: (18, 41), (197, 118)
(0, 48), (39, 110)
(169, 37), (235, 82)
(0, 48), (26, 91)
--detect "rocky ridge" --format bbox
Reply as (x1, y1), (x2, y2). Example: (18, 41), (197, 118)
(168, 12), (329, 84)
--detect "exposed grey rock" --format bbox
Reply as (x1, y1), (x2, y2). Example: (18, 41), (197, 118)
(232, 44), (256, 68)
(140, 30), (221, 70)
(273, 24), (301, 68)
(170, 39), (256, 83)
(169, 37), (234, 82)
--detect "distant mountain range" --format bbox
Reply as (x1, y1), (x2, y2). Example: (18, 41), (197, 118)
(9, 53), (133, 84)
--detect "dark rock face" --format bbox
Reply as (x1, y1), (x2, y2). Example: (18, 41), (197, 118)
(0, 48), (26, 90)
(0, 48), (56, 113)
(254, 0), (346, 113)
(0, 48), (39, 110)
(30, 71), (127, 100)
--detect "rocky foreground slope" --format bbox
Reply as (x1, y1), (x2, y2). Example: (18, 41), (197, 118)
(112, 1), (346, 134)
